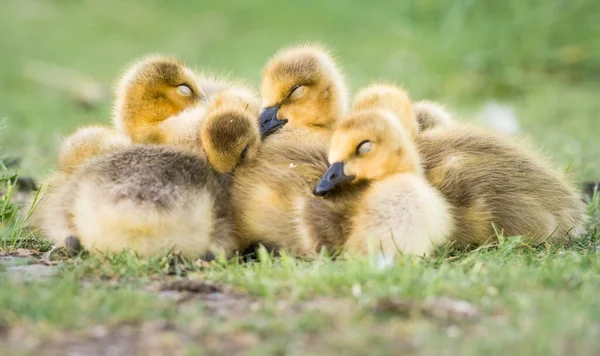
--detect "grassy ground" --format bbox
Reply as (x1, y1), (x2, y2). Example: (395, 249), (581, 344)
(1, 0), (599, 354)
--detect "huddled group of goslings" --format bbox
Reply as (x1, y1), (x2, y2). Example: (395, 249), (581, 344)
(28, 44), (588, 260)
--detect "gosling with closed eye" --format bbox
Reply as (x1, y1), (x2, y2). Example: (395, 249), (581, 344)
(258, 43), (348, 140)
(229, 44), (350, 255)
(32, 90), (261, 258)
(113, 55), (202, 144)
(357, 84), (587, 245)
(302, 90), (453, 256)
(156, 82), (261, 156)
(114, 56), (254, 153)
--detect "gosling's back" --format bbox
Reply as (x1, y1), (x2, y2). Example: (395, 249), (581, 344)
(231, 129), (330, 254)
(418, 126), (587, 245)
(70, 145), (235, 258)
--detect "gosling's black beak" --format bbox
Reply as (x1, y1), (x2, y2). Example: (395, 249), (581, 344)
(314, 162), (355, 196)
(259, 105), (288, 138)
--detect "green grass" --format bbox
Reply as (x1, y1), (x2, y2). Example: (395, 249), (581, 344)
(0, 275), (176, 329)
(1, 0), (600, 354)
(1, 235), (599, 354)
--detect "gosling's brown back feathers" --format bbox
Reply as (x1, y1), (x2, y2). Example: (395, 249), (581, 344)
(68, 144), (237, 258)
(418, 126), (587, 245)
(80, 145), (230, 210)
(231, 130), (330, 254)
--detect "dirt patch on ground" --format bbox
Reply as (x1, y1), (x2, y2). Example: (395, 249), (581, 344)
(372, 296), (481, 323)
(0, 277), (369, 355)
(2, 322), (188, 356)
(154, 277), (258, 319)
(0, 271), (486, 355)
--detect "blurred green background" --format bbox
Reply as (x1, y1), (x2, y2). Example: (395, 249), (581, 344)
(1, 0), (598, 181)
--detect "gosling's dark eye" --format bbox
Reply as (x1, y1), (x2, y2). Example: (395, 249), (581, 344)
(356, 140), (373, 155)
(177, 84), (193, 96)
(240, 144), (250, 161)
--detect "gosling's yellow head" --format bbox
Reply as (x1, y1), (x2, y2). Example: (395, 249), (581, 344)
(352, 84), (417, 139)
(314, 109), (421, 196)
(58, 126), (131, 175)
(259, 44), (348, 137)
(114, 55), (201, 138)
(200, 88), (261, 174)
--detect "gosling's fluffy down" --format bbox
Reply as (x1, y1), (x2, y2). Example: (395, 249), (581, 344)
(197, 72), (238, 101)
(259, 43), (348, 140)
(299, 89), (453, 257)
(32, 87), (261, 258)
(113, 55), (202, 144)
(71, 88), (261, 257)
(28, 126), (131, 245)
(417, 123), (587, 245)
(114, 56), (258, 156)
(365, 84), (587, 244)
(66, 145), (236, 258)
(56, 125), (132, 174)
(231, 129), (330, 255)
(413, 100), (454, 131)
(154, 83), (261, 157)
(352, 83), (418, 138)
(230, 44), (350, 255)
(200, 88), (262, 174)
